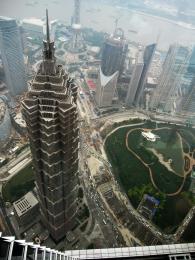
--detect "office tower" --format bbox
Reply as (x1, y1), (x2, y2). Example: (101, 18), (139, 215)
(179, 46), (195, 115)
(101, 28), (128, 77)
(150, 44), (191, 113)
(187, 46), (195, 74)
(181, 78), (195, 115)
(125, 50), (144, 106)
(95, 68), (118, 107)
(0, 17), (27, 96)
(22, 11), (79, 242)
(1, 234), (195, 260)
(70, 0), (84, 52)
(132, 44), (156, 107)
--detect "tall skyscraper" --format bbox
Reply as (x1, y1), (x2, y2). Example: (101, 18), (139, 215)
(179, 46), (195, 115)
(133, 44), (156, 107)
(0, 17), (27, 96)
(22, 11), (79, 242)
(70, 0), (84, 52)
(95, 28), (127, 107)
(101, 28), (128, 77)
(181, 77), (195, 115)
(125, 50), (144, 106)
(95, 68), (118, 107)
(150, 44), (191, 112)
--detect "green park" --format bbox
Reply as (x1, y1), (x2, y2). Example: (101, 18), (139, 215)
(104, 120), (195, 234)
(2, 163), (35, 203)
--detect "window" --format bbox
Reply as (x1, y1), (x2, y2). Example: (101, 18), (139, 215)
(26, 246), (35, 260)
(0, 239), (10, 260)
(45, 251), (51, 260)
(36, 249), (43, 260)
(11, 242), (24, 260)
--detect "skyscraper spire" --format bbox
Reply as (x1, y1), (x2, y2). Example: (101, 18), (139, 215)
(46, 8), (50, 45)
(41, 9), (56, 74)
(22, 11), (79, 242)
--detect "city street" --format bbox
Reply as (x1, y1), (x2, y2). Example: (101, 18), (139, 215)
(0, 147), (31, 182)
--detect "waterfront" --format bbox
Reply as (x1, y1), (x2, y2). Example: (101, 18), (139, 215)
(1, 0), (195, 49)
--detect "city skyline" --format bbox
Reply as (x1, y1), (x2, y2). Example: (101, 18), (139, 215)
(0, 0), (195, 252)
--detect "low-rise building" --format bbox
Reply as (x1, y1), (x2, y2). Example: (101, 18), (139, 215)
(13, 192), (39, 227)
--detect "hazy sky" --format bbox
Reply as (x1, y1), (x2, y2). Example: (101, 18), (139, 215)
(1, 0), (195, 50)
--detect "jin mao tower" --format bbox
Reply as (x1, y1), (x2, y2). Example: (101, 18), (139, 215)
(22, 10), (79, 242)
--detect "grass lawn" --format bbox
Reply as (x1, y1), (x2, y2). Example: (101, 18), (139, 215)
(105, 127), (151, 192)
(2, 163), (35, 203)
(127, 129), (185, 194)
(104, 121), (195, 234)
(148, 129), (184, 176)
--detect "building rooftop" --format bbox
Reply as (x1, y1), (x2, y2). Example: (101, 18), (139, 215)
(14, 112), (26, 128)
(72, 23), (81, 30)
(87, 79), (96, 90)
(13, 192), (38, 217)
(0, 16), (15, 21)
(147, 77), (157, 85)
(100, 68), (118, 87)
(22, 18), (45, 27)
(141, 131), (157, 142)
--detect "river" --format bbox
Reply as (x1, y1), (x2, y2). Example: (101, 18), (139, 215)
(1, 0), (195, 50)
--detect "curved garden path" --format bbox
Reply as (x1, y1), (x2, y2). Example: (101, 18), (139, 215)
(125, 127), (192, 197)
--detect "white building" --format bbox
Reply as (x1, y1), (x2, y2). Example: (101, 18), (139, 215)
(13, 191), (39, 226)
(22, 18), (45, 39)
(95, 68), (118, 107)
(141, 131), (158, 142)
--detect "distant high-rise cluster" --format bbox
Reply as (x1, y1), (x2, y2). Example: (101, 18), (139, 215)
(95, 28), (128, 107)
(0, 17), (27, 96)
(95, 69), (119, 107)
(125, 50), (144, 107)
(150, 44), (191, 113)
(126, 44), (156, 108)
(22, 11), (79, 242)
(101, 28), (128, 77)
(70, 0), (84, 52)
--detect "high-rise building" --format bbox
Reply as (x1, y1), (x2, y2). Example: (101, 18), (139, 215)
(101, 28), (128, 77)
(95, 68), (118, 107)
(95, 28), (127, 107)
(133, 44), (156, 107)
(179, 46), (195, 115)
(150, 44), (191, 113)
(70, 0), (84, 52)
(22, 11), (79, 242)
(125, 50), (144, 106)
(181, 77), (195, 115)
(0, 17), (27, 96)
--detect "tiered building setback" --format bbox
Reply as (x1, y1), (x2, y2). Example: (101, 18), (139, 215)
(22, 10), (79, 242)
